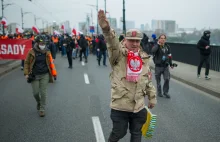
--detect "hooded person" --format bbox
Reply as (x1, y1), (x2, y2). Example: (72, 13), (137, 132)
(151, 34), (158, 44)
(78, 34), (88, 63)
(119, 34), (125, 42)
(63, 33), (74, 68)
(24, 35), (57, 117)
(141, 33), (149, 54)
(197, 30), (211, 80)
(97, 34), (107, 66)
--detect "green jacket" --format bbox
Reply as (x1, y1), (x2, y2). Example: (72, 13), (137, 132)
(24, 48), (55, 83)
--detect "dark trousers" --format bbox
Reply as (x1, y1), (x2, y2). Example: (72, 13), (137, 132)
(108, 108), (147, 142)
(79, 50), (87, 62)
(197, 55), (210, 76)
(155, 66), (170, 95)
(66, 50), (72, 67)
(98, 50), (107, 65)
(21, 60), (24, 67)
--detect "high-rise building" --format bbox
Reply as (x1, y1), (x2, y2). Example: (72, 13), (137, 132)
(140, 24), (144, 31)
(61, 20), (71, 33)
(78, 22), (87, 34)
(107, 18), (117, 30)
(164, 20), (176, 33)
(144, 23), (150, 31)
(7, 23), (17, 34)
(120, 17), (135, 30)
(151, 20), (176, 33)
(126, 21), (135, 29)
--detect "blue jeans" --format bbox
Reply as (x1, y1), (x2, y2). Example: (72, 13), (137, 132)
(86, 47), (89, 57)
(61, 46), (66, 56)
(72, 48), (79, 58)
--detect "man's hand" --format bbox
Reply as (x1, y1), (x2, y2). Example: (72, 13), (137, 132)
(148, 103), (155, 109)
(98, 10), (110, 31)
(25, 75), (29, 80)
(205, 46), (210, 49)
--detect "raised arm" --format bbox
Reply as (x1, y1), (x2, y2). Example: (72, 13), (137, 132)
(98, 10), (121, 67)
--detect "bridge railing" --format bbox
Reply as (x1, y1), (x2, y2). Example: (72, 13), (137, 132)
(146, 42), (220, 72)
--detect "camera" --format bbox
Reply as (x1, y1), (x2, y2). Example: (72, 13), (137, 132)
(27, 73), (35, 83)
(171, 63), (178, 67)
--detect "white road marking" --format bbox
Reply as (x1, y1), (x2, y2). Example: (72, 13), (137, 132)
(84, 73), (90, 84)
(92, 116), (105, 142)
(81, 61), (85, 66)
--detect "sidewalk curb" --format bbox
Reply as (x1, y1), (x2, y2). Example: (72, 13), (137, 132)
(0, 61), (21, 77)
(149, 66), (220, 98)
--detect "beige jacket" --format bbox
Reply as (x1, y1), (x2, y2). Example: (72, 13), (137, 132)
(103, 29), (157, 113)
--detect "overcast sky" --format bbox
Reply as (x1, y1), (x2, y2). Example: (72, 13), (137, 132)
(4, 0), (220, 30)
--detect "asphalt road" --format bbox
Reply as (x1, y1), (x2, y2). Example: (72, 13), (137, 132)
(0, 54), (220, 142)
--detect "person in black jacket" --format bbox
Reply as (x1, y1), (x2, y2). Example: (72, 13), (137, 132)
(79, 34), (88, 63)
(97, 34), (107, 66)
(63, 33), (74, 68)
(46, 38), (56, 62)
(140, 33), (149, 54)
(151, 34), (173, 98)
(197, 30), (211, 80)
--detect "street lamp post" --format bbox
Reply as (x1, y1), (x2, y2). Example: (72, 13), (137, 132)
(104, 0), (106, 14)
(1, 0), (4, 34)
(34, 15), (41, 26)
(96, 0), (99, 34)
(123, 0), (126, 35)
(1, 0), (13, 34)
(87, 2), (99, 35)
(21, 8), (31, 29)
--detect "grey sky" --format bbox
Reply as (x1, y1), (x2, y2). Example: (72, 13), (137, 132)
(4, 0), (220, 30)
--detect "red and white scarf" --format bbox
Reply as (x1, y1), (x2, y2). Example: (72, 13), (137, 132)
(126, 51), (143, 82)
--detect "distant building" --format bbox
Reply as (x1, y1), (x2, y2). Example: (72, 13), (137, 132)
(151, 20), (176, 33)
(144, 23), (150, 31)
(140, 24), (144, 31)
(78, 22), (87, 34)
(107, 17), (117, 30)
(61, 20), (71, 33)
(120, 17), (135, 30)
(7, 23), (17, 34)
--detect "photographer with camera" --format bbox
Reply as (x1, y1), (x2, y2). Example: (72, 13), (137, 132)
(24, 35), (57, 117)
(152, 34), (173, 98)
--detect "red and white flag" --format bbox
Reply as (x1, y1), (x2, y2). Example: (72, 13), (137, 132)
(61, 24), (66, 33)
(1, 17), (7, 25)
(16, 25), (24, 34)
(72, 28), (83, 35)
(32, 26), (40, 34)
(53, 30), (60, 35)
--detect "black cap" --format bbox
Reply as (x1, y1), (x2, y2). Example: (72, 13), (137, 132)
(35, 35), (46, 43)
(204, 30), (211, 35)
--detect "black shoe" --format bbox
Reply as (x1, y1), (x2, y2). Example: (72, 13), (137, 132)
(164, 93), (171, 99)
(68, 66), (72, 69)
(37, 103), (40, 110)
(158, 94), (163, 97)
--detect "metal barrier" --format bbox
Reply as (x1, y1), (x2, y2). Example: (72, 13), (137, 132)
(147, 42), (220, 72)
